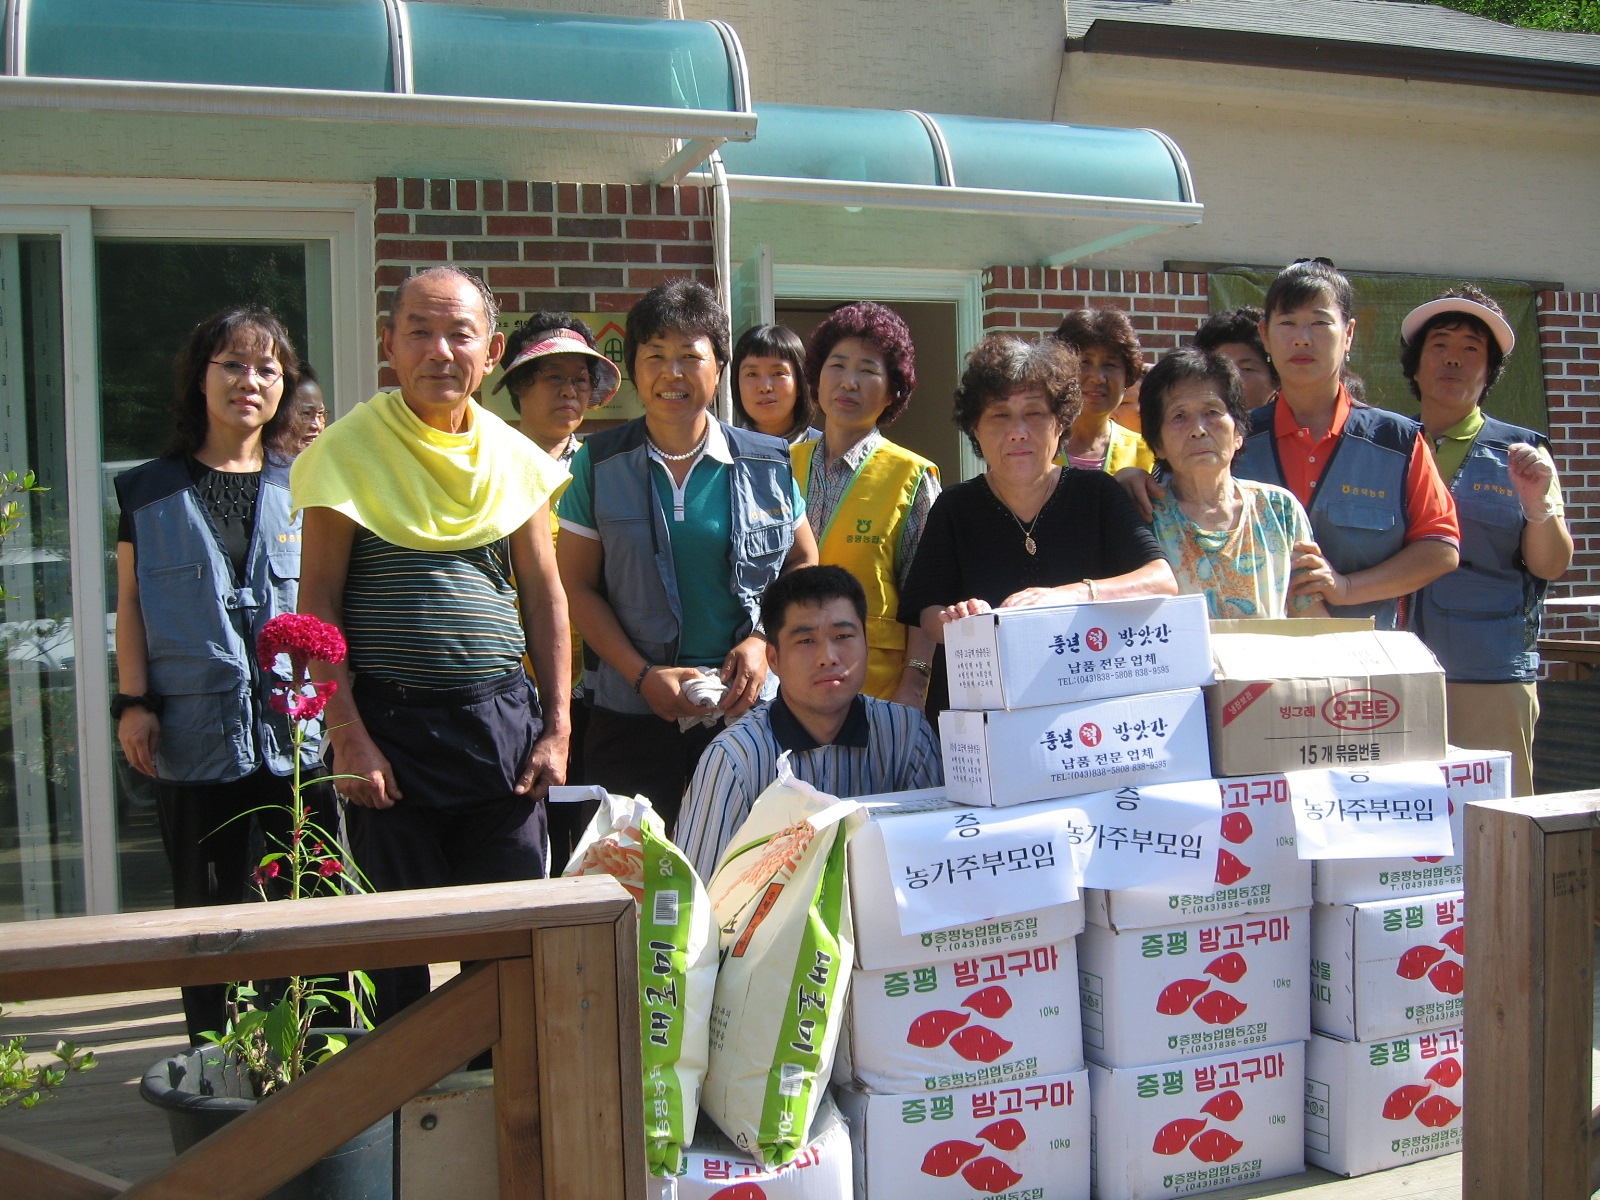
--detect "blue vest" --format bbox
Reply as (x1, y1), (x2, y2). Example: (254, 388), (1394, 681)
(114, 457), (306, 782)
(1413, 416), (1547, 682)
(582, 419), (796, 714)
(1236, 401), (1420, 630)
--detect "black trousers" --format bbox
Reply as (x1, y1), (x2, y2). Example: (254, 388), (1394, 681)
(155, 765), (336, 1046)
(582, 704), (721, 836)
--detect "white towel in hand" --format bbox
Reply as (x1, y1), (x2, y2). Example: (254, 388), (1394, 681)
(679, 668), (729, 731)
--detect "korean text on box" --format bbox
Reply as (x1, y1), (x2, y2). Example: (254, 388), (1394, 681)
(1305, 1028), (1463, 1177)
(1311, 889), (1464, 1041)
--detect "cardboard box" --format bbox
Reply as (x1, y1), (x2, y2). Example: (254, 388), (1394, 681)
(676, 1095), (851, 1199)
(1312, 749), (1511, 905)
(1089, 1041), (1304, 1200)
(1304, 1028), (1464, 1176)
(1206, 623), (1445, 778)
(1086, 773), (1311, 930)
(1078, 910), (1310, 1069)
(1311, 890), (1464, 1042)
(944, 593), (1214, 711)
(840, 938), (1083, 1093)
(848, 788), (1084, 971)
(835, 1070), (1090, 1199)
(940, 689), (1212, 809)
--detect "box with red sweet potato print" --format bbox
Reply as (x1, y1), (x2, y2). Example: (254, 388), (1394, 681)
(834, 1069), (1090, 1199)
(1078, 911), (1310, 1069)
(1088, 1041), (1304, 1200)
(839, 939), (1084, 1093)
(1311, 889), (1464, 1041)
(1304, 1028), (1463, 1176)
(676, 1095), (851, 1200)
(1311, 749), (1510, 905)
(848, 788), (1085, 972)
(1086, 774), (1310, 930)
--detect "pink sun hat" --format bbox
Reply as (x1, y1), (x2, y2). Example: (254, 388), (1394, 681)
(493, 329), (621, 408)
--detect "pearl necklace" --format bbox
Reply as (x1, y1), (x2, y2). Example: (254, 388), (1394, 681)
(646, 424), (710, 462)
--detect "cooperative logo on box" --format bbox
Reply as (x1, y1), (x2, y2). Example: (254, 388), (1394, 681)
(1080, 722), (1102, 748)
(1322, 689), (1398, 732)
(1086, 627), (1108, 652)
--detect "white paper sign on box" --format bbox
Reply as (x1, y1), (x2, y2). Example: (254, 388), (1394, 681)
(940, 688), (1212, 808)
(1088, 773), (1311, 930)
(1312, 749), (1510, 904)
(944, 592), (1214, 711)
(835, 1070), (1091, 1200)
(847, 789), (1084, 971)
(1311, 890), (1464, 1042)
(1288, 761), (1454, 859)
(1305, 1028), (1464, 1177)
(1089, 1041), (1304, 1200)
(1078, 910), (1310, 1069)
(840, 938), (1083, 1094)
(677, 1094), (851, 1200)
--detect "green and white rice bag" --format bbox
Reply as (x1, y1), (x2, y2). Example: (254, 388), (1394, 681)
(701, 760), (864, 1166)
(563, 788), (717, 1176)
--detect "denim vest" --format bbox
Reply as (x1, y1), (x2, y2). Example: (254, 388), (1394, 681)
(1412, 417), (1547, 682)
(114, 456), (305, 782)
(582, 419), (796, 714)
(1236, 401), (1418, 630)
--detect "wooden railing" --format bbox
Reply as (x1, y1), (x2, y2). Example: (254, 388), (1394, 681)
(1465, 791), (1600, 1199)
(0, 877), (644, 1200)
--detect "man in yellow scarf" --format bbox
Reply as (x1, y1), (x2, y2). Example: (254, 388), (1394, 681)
(293, 265), (571, 1025)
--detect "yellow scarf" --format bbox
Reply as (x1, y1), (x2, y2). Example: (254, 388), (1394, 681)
(289, 390), (568, 552)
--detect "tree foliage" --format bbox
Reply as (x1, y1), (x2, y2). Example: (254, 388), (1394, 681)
(1423, 0), (1600, 33)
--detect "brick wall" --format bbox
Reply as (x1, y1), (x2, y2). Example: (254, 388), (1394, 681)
(1537, 290), (1600, 637)
(981, 266), (1211, 362)
(373, 176), (715, 387)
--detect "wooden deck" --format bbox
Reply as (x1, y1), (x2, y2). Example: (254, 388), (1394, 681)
(0, 957), (1592, 1199)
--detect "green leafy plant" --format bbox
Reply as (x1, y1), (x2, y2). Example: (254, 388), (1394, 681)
(197, 614), (375, 1097)
(0, 1007), (96, 1110)
(1424, 0), (1600, 33)
(0, 469), (47, 604)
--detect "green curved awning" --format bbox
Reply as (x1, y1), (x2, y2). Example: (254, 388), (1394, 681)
(930, 112), (1189, 203)
(716, 104), (940, 187)
(8, 0), (746, 112)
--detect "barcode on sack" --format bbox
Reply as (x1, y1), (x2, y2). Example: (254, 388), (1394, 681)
(778, 1063), (806, 1097)
(652, 889), (680, 926)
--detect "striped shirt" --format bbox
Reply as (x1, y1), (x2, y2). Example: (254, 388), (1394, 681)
(342, 529), (525, 687)
(678, 692), (943, 881)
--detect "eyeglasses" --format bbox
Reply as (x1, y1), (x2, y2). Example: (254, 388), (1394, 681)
(210, 359), (283, 386)
(534, 370), (592, 393)
(1292, 257), (1337, 268)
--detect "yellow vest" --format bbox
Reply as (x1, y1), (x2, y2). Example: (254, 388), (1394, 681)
(793, 437), (937, 700)
(1057, 421), (1155, 475)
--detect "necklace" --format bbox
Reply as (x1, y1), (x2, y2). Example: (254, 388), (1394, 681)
(647, 423), (710, 463)
(988, 473), (1057, 556)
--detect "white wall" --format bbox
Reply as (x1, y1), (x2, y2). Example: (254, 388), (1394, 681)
(1056, 52), (1600, 291)
(684, 0), (1069, 119)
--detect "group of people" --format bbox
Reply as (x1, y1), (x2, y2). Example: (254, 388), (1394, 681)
(113, 257), (1567, 1042)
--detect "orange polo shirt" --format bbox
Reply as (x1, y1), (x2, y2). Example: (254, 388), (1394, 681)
(1272, 388), (1459, 547)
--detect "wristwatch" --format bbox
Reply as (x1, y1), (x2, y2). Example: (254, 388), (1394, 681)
(111, 692), (164, 719)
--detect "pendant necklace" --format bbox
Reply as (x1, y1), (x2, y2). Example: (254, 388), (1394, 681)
(990, 475), (1055, 556)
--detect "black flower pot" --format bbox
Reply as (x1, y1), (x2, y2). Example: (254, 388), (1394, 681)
(140, 1032), (393, 1200)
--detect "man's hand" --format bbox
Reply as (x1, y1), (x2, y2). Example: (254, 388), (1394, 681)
(1290, 538), (1349, 605)
(515, 729), (569, 800)
(641, 665), (723, 722)
(1114, 466), (1165, 522)
(719, 636), (769, 721)
(1507, 443), (1557, 522)
(118, 709), (160, 778)
(330, 725), (403, 809)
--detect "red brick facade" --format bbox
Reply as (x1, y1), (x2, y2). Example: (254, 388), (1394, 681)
(1537, 290), (1600, 636)
(373, 175), (715, 388)
(982, 266), (1211, 358)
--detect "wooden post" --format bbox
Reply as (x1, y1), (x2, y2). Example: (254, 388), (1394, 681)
(496, 950), (544, 1200)
(1465, 793), (1600, 1199)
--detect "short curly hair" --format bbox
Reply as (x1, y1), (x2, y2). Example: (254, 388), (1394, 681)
(1399, 284), (1509, 404)
(624, 278), (729, 384)
(953, 334), (1080, 460)
(804, 301), (917, 427)
(1051, 306), (1146, 384)
(1139, 348), (1249, 473)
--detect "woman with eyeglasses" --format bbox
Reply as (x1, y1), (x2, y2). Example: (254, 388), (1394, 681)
(112, 306), (328, 1045)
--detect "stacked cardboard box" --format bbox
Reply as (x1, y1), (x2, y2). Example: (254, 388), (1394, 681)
(835, 790), (1093, 1199)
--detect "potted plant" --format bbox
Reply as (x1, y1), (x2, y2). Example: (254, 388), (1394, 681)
(139, 614), (390, 1199)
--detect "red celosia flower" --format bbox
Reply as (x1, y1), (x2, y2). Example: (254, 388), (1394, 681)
(253, 860), (281, 886)
(268, 680), (338, 722)
(256, 613), (347, 672)
(317, 858), (344, 877)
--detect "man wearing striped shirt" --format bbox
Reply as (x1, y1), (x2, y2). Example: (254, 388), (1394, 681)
(678, 565), (941, 880)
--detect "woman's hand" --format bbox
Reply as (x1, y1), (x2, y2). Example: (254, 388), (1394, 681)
(118, 708), (160, 777)
(641, 665), (724, 723)
(938, 598), (992, 624)
(1000, 583), (1090, 609)
(1507, 443), (1557, 521)
(1115, 466), (1166, 522)
(1291, 538), (1349, 605)
(719, 636), (769, 721)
